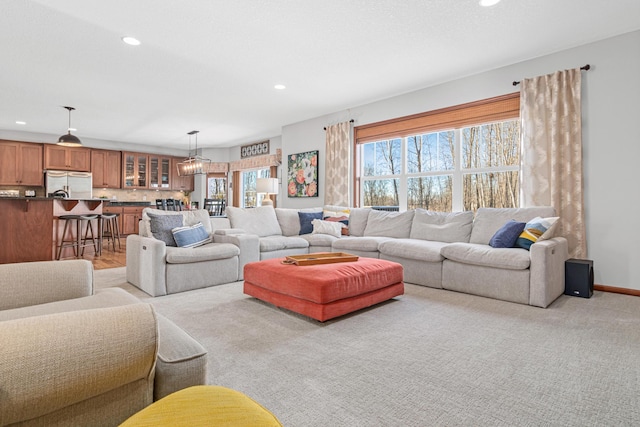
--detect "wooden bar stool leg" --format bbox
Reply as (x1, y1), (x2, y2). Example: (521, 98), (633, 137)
(56, 218), (71, 260)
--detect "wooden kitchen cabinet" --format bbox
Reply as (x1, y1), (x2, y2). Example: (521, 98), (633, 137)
(103, 205), (145, 235)
(44, 144), (91, 171)
(121, 206), (145, 235)
(91, 149), (121, 188)
(171, 157), (194, 191)
(0, 140), (43, 186)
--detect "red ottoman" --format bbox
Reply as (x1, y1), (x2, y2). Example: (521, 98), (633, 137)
(243, 257), (404, 322)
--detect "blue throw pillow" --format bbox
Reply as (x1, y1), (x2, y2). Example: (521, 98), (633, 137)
(298, 211), (323, 235)
(489, 220), (526, 248)
(172, 222), (210, 248)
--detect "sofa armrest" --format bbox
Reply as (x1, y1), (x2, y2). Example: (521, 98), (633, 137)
(154, 314), (208, 400)
(126, 234), (169, 296)
(529, 237), (569, 307)
(213, 231), (259, 280)
(0, 304), (157, 425)
(0, 259), (93, 311)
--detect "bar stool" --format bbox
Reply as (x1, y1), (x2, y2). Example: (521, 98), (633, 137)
(99, 213), (121, 254)
(56, 214), (100, 260)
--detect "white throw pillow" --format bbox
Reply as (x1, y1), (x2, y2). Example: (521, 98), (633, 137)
(311, 219), (343, 238)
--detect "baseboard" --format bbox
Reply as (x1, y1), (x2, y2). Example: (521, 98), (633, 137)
(594, 284), (640, 297)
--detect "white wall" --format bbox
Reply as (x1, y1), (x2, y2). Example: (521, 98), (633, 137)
(280, 30), (640, 290)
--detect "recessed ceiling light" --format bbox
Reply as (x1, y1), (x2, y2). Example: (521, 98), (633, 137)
(122, 36), (141, 46)
(68, 127), (77, 132)
(479, 0), (501, 6)
(16, 121), (26, 125)
(274, 84), (286, 90)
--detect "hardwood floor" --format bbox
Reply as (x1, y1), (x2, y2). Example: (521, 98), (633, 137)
(87, 239), (127, 270)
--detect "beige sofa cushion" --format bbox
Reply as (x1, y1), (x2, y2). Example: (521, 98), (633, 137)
(379, 239), (449, 262)
(165, 242), (240, 264)
(364, 210), (414, 238)
(259, 235), (309, 252)
(332, 236), (391, 252)
(410, 209), (474, 243)
(227, 206), (282, 237)
(346, 208), (371, 237)
(0, 287), (139, 321)
(0, 304), (157, 425)
(441, 243), (531, 270)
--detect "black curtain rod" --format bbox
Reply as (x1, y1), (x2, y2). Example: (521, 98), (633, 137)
(512, 64), (591, 86)
(324, 119), (354, 131)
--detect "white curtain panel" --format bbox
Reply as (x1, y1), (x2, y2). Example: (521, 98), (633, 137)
(520, 68), (586, 258)
(325, 121), (351, 206)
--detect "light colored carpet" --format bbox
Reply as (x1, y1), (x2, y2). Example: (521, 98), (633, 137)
(95, 268), (640, 426)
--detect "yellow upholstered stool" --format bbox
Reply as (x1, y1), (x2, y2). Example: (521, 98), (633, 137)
(119, 385), (283, 427)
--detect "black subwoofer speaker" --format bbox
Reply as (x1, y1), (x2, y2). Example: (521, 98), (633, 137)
(564, 259), (594, 298)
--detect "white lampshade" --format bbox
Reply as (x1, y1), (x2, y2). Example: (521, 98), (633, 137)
(256, 178), (279, 195)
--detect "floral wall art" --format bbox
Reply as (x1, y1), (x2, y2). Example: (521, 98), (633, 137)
(287, 150), (319, 198)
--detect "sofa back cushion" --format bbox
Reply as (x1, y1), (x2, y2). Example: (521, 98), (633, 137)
(364, 210), (414, 238)
(410, 209), (474, 243)
(275, 208), (323, 236)
(342, 208), (370, 237)
(226, 206), (282, 237)
(469, 207), (557, 245)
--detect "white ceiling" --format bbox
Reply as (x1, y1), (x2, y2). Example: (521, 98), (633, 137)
(1, 0), (639, 151)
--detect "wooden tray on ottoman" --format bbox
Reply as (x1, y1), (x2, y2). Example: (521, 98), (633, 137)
(284, 252), (358, 266)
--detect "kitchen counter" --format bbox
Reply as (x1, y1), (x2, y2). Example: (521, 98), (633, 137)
(103, 200), (152, 207)
(0, 198), (105, 264)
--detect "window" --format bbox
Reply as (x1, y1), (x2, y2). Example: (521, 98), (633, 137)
(207, 175), (227, 200)
(242, 169), (270, 208)
(355, 93), (520, 212)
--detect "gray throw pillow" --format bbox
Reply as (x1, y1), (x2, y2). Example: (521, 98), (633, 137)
(147, 212), (183, 246)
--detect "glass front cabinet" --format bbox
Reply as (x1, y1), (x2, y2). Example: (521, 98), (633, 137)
(123, 152), (148, 188)
(149, 155), (171, 189)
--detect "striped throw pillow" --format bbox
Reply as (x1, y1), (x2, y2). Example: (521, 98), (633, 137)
(172, 222), (211, 248)
(515, 217), (559, 250)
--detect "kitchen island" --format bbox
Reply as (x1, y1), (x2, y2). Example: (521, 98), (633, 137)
(0, 197), (103, 264)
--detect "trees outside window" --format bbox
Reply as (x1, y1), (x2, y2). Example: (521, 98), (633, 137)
(242, 169), (269, 208)
(359, 119), (520, 212)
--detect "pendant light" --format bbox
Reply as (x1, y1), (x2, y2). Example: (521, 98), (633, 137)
(56, 106), (82, 147)
(176, 130), (212, 176)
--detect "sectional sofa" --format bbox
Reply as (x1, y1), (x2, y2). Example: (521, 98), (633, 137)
(222, 205), (569, 308)
(125, 205), (568, 308)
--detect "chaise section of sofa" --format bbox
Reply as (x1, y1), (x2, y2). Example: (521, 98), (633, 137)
(440, 207), (568, 307)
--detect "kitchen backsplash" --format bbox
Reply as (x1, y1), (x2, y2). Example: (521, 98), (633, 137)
(93, 188), (189, 203)
(0, 185), (189, 203)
